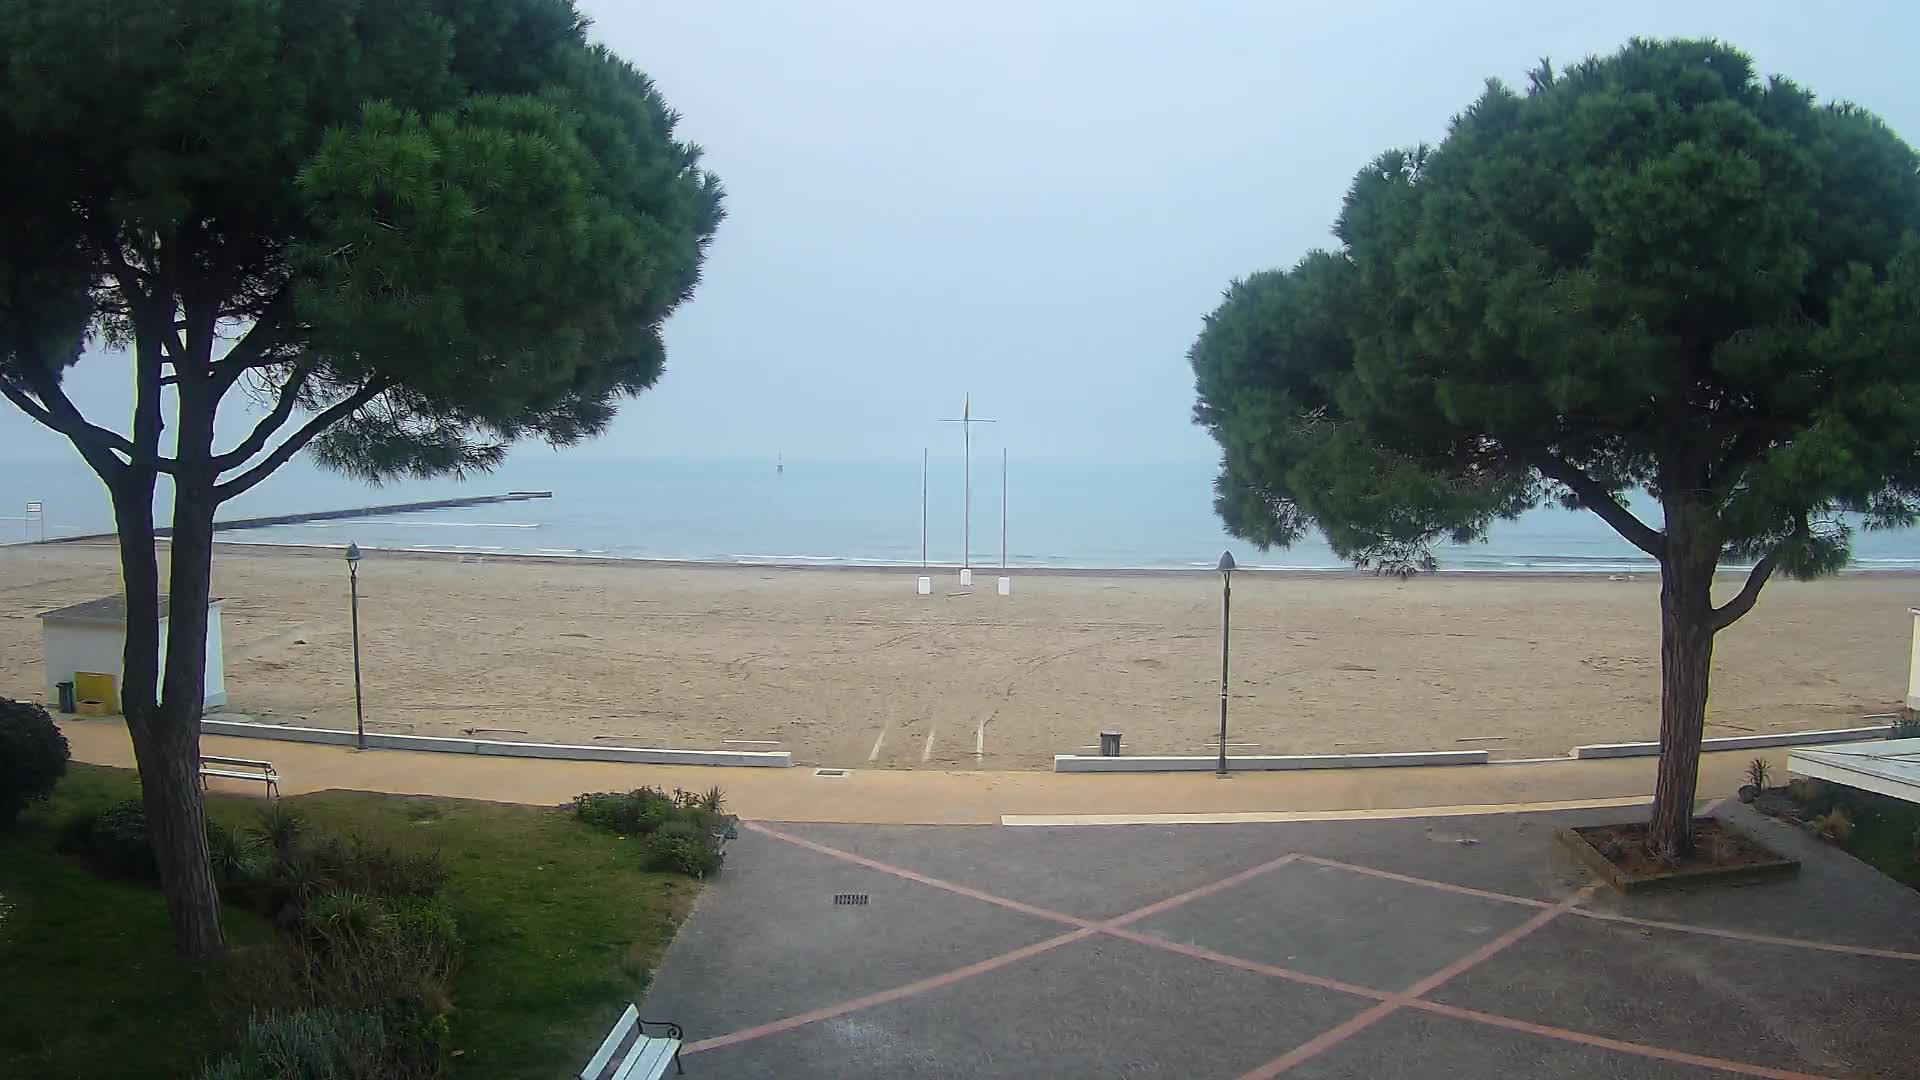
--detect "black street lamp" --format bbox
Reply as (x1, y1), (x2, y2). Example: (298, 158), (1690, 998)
(345, 542), (365, 750)
(1216, 550), (1236, 777)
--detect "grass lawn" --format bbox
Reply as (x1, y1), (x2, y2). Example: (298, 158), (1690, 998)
(1833, 788), (1920, 891)
(0, 765), (698, 1080)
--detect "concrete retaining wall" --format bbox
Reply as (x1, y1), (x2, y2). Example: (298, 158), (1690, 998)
(1053, 750), (1489, 773)
(1572, 725), (1892, 760)
(200, 719), (792, 767)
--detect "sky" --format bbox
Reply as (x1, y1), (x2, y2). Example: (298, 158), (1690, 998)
(6, 0), (1920, 468)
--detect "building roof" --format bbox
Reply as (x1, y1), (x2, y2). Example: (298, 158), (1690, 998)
(39, 594), (223, 625)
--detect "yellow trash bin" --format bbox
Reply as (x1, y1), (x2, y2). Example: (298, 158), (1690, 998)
(73, 671), (118, 714)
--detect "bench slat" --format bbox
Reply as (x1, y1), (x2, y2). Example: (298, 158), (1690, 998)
(580, 1004), (639, 1080)
(201, 755), (274, 769)
(614, 1038), (678, 1080)
(201, 769), (270, 781)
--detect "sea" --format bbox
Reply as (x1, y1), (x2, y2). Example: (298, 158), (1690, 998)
(4, 454), (1920, 574)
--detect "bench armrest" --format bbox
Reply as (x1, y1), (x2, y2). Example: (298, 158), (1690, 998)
(635, 1019), (683, 1041)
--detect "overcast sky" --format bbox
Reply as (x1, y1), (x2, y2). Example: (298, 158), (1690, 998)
(7, 0), (1919, 467)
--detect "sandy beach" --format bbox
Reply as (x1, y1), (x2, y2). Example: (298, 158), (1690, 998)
(0, 541), (1909, 769)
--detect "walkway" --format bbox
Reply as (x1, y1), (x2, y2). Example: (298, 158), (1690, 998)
(64, 717), (1786, 824)
(646, 804), (1920, 1078)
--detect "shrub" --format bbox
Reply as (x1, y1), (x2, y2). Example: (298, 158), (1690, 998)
(89, 799), (159, 880)
(325, 835), (448, 900)
(209, 820), (270, 888)
(1744, 758), (1771, 790)
(700, 785), (727, 813)
(1785, 777), (1827, 807)
(194, 1003), (447, 1080)
(250, 830), (449, 922)
(303, 891), (385, 956)
(248, 803), (306, 857)
(655, 818), (705, 842)
(0, 697), (69, 827)
(572, 787), (675, 835)
(646, 829), (722, 877)
(1814, 808), (1854, 844)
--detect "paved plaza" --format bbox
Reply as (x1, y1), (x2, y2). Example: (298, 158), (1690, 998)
(644, 803), (1920, 1078)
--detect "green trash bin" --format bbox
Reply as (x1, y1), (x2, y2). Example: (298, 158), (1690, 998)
(56, 681), (76, 713)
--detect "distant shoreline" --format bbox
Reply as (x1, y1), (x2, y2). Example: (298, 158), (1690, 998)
(21, 536), (1909, 581)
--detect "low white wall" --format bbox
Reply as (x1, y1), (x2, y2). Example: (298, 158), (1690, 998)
(1572, 725), (1892, 759)
(201, 719), (793, 767)
(1054, 750), (1490, 773)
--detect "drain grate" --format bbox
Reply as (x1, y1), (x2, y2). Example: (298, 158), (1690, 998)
(834, 893), (869, 906)
(814, 768), (849, 778)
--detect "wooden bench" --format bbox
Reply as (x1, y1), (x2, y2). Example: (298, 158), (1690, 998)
(199, 755), (279, 797)
(580, 1004), (683, 1079)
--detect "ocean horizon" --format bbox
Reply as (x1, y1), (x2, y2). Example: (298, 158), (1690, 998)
(5, 454), (1920, 574)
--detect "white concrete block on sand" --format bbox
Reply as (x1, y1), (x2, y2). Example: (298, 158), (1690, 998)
(916, 576), (932, 595)
(1054, 750), (1490, 773)
(959, 568), (973, 586)
(997, 576), (1011, 596)
(1572, 725), (1892, 759)
(201, 718), (793, 767)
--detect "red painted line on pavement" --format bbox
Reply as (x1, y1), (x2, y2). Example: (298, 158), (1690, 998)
(1241, 1000), (1402, 1079)
(1303, 854), (1920, 963)
(1102, 926), (1388, 1001)
(1409, 1001), (1835, 1080)
(1105, 852), (1301, 928)
(1239, 887), (1597, 1079)
(744, 821), (1093, 929)
(696, 828), (1310, 1057)
(718, 825), (1911, 1073)
(1296, 855), (1556, 909)
(1568, 909), (1920, 962)
(682, 927), (1095, 1055)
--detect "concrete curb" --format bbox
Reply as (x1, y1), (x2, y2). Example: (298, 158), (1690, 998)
(200, 719), (793, 768)
(1571, 725), (1891, 760)
(1052, 750), (1489, 773)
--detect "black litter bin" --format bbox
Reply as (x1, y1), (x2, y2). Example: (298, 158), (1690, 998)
(56, 681), (76, 713)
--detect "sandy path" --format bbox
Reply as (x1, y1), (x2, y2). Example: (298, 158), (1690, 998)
(0, 542), (1907, 768)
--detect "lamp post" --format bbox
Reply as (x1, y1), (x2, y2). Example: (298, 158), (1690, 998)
(345, 543), (365, 750)
(1216, 550), (1236, 777)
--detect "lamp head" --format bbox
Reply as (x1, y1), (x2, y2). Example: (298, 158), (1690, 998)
(1216, 550), (1236, 576)
(345, 542), (362, 565)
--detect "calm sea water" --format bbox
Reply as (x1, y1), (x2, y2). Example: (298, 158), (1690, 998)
(4, 454), (1920, 573)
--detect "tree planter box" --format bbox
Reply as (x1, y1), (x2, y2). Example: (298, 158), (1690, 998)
(1554, 817), (1800, 893)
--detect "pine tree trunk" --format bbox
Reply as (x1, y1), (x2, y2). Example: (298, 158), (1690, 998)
(149, 377), (226, 957)
(110, 466), (225, 956)
(1647, 511), (1719, 860)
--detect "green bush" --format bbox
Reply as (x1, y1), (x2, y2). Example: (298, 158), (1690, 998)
(209, 820), (271, 888)
(0, 697), (69, 827)
(250, 828), (449, 922)
(645, 829), (722, 877)
(89, 799), (159, 880)
(248, 803), (307, 857)
(194, 1003), (447, 1080)
(571, 787), (675, 835)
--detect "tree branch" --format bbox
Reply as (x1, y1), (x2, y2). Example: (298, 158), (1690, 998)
(212, 286), (296, 387)
(211, 361), (317, 470)
(1710, 551), (1777, 631)
(214, 378), (391, 502)
(4, 367), (154, 467)
(1534, 453), (1666, 558)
